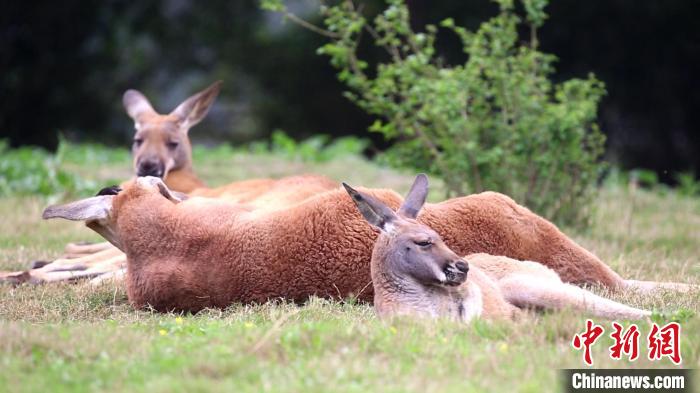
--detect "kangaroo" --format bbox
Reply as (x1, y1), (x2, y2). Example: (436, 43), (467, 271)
(1, 82), (337, 284)
(122, 81), (335, 202)
(343, 175), (652, 321)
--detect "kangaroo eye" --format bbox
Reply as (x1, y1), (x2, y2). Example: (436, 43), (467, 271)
(414, 240), (432, 247)
(133, 138), (143, 147)
(167, 141), (179, 150)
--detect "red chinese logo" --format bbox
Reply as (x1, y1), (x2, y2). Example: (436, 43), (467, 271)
(648, 322), (682, 365)
(572, 319), (605, 366)
(572, 321), (682, 366)
(609, 322), (640, 361)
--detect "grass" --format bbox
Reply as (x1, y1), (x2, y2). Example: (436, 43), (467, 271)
(0, 143), (698, 392)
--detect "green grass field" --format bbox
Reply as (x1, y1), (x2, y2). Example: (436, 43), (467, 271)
(1, 144), (698, 392)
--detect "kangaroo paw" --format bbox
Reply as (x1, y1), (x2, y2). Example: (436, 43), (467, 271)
(29, 260), (51, 269)
(0, 271), (33, 285)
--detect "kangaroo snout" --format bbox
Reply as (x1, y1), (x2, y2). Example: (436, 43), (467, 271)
(137, 159), (165, 178)
(443, 260), (469, 286)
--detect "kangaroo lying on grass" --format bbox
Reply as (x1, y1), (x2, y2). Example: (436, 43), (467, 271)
(1, 82), (337, 284)
(343, 175), (652, 321)
(41, 175), (690, 312)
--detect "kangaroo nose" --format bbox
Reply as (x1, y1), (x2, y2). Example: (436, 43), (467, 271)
(137, 160), (164, 178)
(455, 260), (469, 273)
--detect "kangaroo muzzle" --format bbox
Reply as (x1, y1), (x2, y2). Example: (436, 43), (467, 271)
(136, 159), (165, 178)
(443, 260), (469, 286)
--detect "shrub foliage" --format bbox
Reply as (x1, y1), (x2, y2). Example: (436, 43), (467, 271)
(0, 140), (90, 198)
(264, 0), (607, 226)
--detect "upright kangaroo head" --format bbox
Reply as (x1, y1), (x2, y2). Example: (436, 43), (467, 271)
(123, 81), (222, 178)
(343, 174), (469, 289)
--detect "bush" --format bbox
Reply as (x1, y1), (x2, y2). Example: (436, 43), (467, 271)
(268, 130), (368, 162)
(193, 130), (368, 163)
(264, 0), (607, 227)
(0, 140), (94, 198)
(675, 172), (700, 197)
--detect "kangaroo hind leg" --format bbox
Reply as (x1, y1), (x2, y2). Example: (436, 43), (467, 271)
(499, 274), (651, 320)
(63, 241), (113, 257)
(624, 279), (697, 294)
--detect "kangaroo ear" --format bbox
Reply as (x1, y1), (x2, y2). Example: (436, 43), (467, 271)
(136, 176), (187, 204)
(43, 195), (122, 251)
(342, 183), (398, 232)
(123, 89), (156, 122)
(156, 182), (188, 203)
(170, 80), (222, 131)
(43, 196), (113, 222)
(398, 174), (428, 219)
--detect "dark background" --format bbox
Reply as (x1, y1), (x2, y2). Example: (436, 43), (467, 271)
(2, 0), (698, 182)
